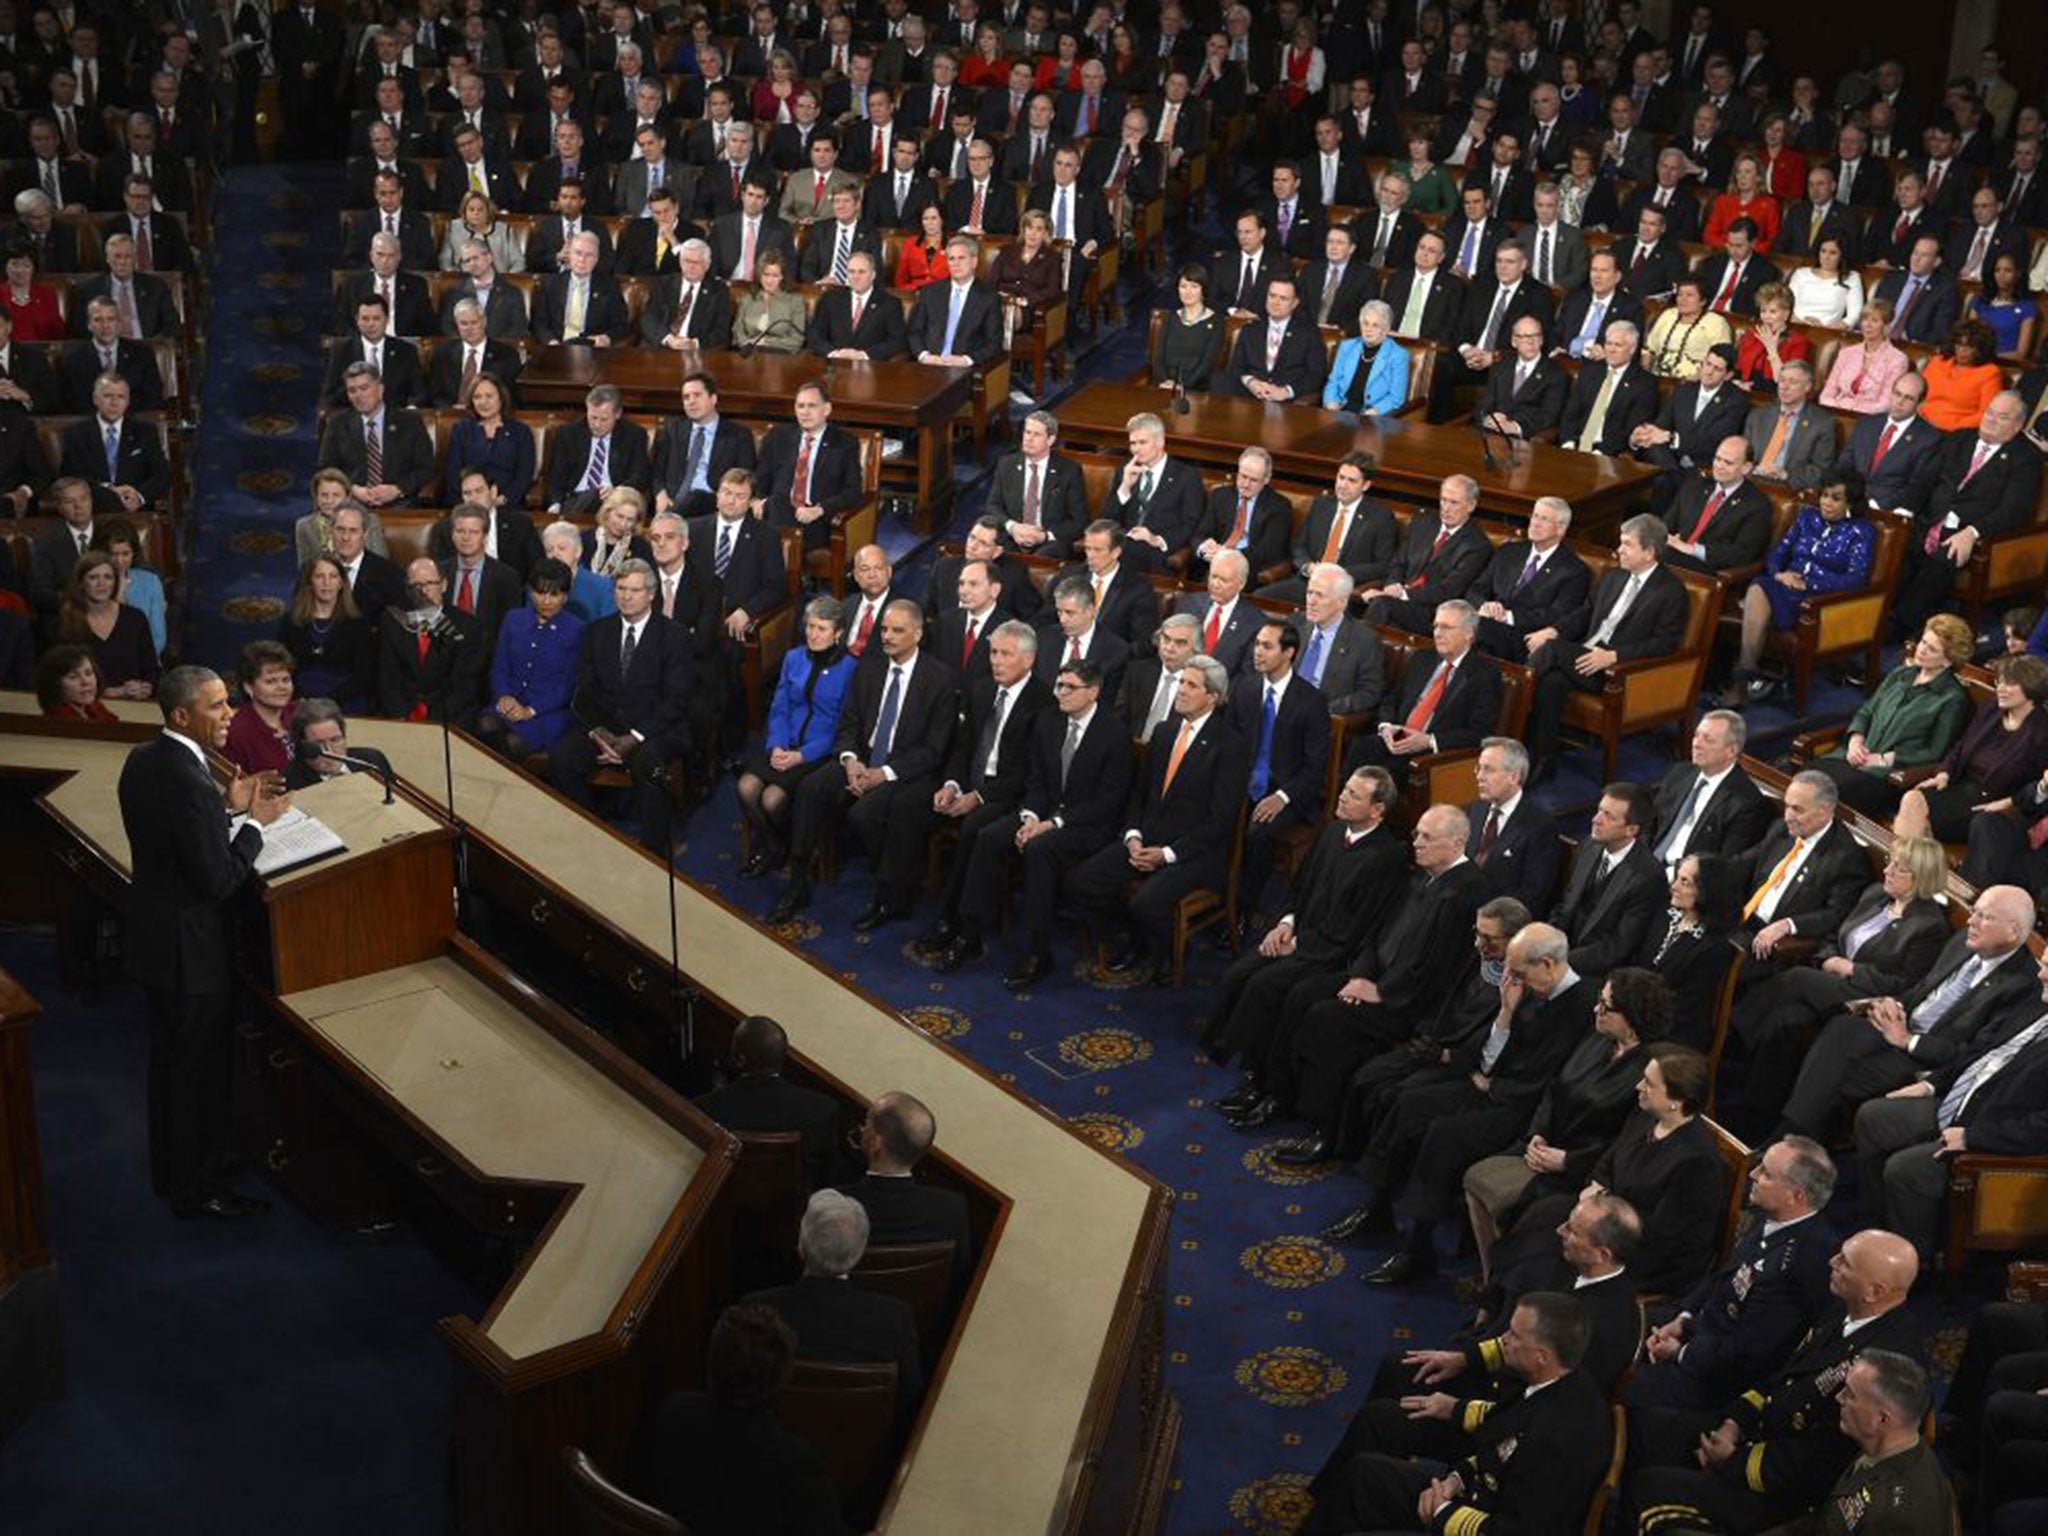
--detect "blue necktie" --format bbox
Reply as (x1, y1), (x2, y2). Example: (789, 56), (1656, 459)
(870, 665), (903, 767)
(941, 286), (964, 355)
(104, 423), (119, 481)
(1249, 685), (1277, 799)
(1301, 626), (1327, 686)
(715, 521), (733, 578)
(1573, 297), (1607, 356)
(685, 423), (707, 492)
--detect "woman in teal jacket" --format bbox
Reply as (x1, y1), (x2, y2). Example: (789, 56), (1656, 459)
(1321, 300), (1410, 417)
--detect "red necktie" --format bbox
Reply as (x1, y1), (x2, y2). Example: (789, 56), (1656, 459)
(873, 127), (884, 168)
(852, 602), (876, 654)
(929, 88), (945, 131)
(1689, 486), (1727, 542)
(1067, 636), (1082, 664)
(1404, 660), (1450, 732)
(456, 568), (475, 613)
(792, 434), (814, 504)
(1203, 603), (1222, 651)
(1224, 497), (1251, 548)
(1870, 423), (1898, 471)
(408, 630), (431, 720)
(961, 616), (980, 667)
(813, 171), (826, 209)
(1713, 260), (1740, 310)
(731, 164), (741, 199)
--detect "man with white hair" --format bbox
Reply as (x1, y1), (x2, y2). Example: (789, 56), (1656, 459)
(337, 228), (435, 336)
(746, 1191), (924, 1410)
(640, 237), (733, 350)
(10, 188), (81, 272)
(440, 237), (530, 339)
(534, 231), (629, 345)
(1171, 549), (1259, 674)
(426, 298), (524, 408)
(1891, 390), (2043, 640)
(1465, 495), (1590, 660)
(1190, 447), (1292, 582)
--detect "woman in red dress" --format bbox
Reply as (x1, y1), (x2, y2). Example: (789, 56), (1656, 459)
(2, 246), (65, 340)
(1703, 153), (1782, 251)
(895, 204), (951, 291)
(36, 644), (119, 723)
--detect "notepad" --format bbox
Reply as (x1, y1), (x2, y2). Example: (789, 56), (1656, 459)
(236, 806), (348, 877)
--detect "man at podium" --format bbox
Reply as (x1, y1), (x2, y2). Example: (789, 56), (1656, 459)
(117, 665), (290, 1220)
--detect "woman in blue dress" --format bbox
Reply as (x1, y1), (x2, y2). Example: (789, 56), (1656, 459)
(1725, 469), (1874, 704)
(444, 373), (536, 512)
(736, 595), (856, 878)
(540, 520), (617, 623)
(472, 558), (585, 758)
(1321, 300), (1410, 417)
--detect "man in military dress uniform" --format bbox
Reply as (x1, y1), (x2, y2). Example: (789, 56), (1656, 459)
(1302, 1291), (1614, 1535)
(1628, 1135), (1839, 1412)
(1814, 1350), (1954, 1535)
(1621, 1231), (1921, 1535)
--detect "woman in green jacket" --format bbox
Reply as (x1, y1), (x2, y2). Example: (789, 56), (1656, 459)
(1808, 613), (1975, 818)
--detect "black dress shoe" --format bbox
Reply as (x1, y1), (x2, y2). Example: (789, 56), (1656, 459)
(1320, 1203), (1392, 1242)
(1224, 1095), (1279, 1129)
(1271, 1135), (1332, 1167)
(766, 886), (809, 925)
(1101, 940), (1139, 973)
(935, 936), (984, 973)
(172, 1191), (270, 1220)
(738, 850), (773, 878)
(1364, 1249), (1436, 1287)
(1003, 952), (1052, 990)
(1217, 1076), (1263, 1112)
(851, 901), (903, 933)
(914, 920), (958, 956)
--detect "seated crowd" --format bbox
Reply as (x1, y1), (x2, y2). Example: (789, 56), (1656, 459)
(12, 3), (2048, 1535)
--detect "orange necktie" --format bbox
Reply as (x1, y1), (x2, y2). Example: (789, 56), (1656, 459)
(1160, 719), (1194, 794)
(1320, 506), (1352, 564)
(1404, 660), (1450, 733)
(1742, 836), (1804, 920)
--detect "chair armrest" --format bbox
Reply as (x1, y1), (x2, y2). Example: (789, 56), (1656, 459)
(1887, 763), (1944, 789)
(1718, 560), (1766, 587)
(2006, 1260), (2048, 1303)
(1789, 725), (1847, 761)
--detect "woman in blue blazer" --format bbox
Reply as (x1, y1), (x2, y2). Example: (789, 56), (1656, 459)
(737, 595), (856, 878)
(1321, 300), (1411, 417)
(473, 558), (585, 757)
(444, 373), (537, 511)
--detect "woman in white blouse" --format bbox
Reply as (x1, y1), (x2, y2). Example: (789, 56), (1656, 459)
(1787, 236), (1862, 328)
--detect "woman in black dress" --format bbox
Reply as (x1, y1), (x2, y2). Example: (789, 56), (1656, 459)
(1463, 967), (1672, 1283)
(1485, 1045), (1727, 1301)
(1151, 264), (1223, 394)
(58, 550), (158, 699)
(1636, 852), (1746, 1050)
(279, 555), (375, 711)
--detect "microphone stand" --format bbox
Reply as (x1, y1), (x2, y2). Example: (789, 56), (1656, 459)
(1474, 409), (1500, 471)
(307, 745), (396, 804)
(426, 612), (471, 925)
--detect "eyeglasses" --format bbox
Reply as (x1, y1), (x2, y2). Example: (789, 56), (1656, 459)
(1052, 680), (1094, 693)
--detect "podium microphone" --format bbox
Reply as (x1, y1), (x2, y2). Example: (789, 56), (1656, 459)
(297, 741), (395, 804)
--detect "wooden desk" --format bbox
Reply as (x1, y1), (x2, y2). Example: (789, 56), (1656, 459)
(0, 697), (1176, 1536)
(517, 345), (975, 531)
(0, 963), (60, 1448)
(1055, 381), (1657, 534)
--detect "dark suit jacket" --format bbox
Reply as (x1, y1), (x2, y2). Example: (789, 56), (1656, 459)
(694, 1072), (841, 1190)
(1645, 381), (1751, 474)
(1384, 514), (1494, 602)
(1608, 232), (1689, 297)
(332, 269), (436, 337)
(1386, 649), (1502, 750)
(1664, 476), (1775, 574)
(530, 272), (631, 343)
(1837, 412), (1942, 513)
(1776, 200), (1863, 264)
(1552, 287), (1645, 358)
(944, 673), (1052, 804)
(116, 735), (265, 994)
(1907, 431), (2044, 544)
(803, 284), (910, 360)
(1468, 796), (1562, 916)
(1191, 485), (1293, 578)
(1471, 542), (1593, 649)
(525, 216), (616, 275)
(1886, 936), (2040, 1072)
(837, 1171), (976, 1290)
(424, 337), (525, 408)
(688, 513), (784, 621)
(436, 280), (530, 340)
(1229, 674), (1329, 808)
(343, 207), (439, 272)
(1808, 886), (1951, 999)
(1290, 496), (1399, 586)
(1450, 276), (1554, 350)
(1477, 353), (1569, 438)
(345, 551), (407, 625)
(572, 610), (694, 759)
(1654, 762), (1775, 867)
(1555, 839), (1666, 974)
(1126, 710), (1248, 874)
(834, 651), (957, 782)
(637, 274), (734, 350)
(426, 508), (543, 582)
(906, 280), (1005, 367)
(652, 416), (757, 510)
(519, 153), (614, 215)
(0, 342), (63, 415)
(98, 213), (194, 273)
(1933, 1025), (2048, 1156)
(321, 334), (426, 408)
(437, 555), (523, 649)
(1217, 244), (1285, 314)
(864, 166), (940, 231)
(1295, 259), (1376, 335)
(1692, 252), (1772, 318)
(1740, 818), (1869, 939)
(1562, 563), (1689, 661)
(1870, 269), (1960, 346)
(985, 449), (1089, 552)
(1099, 457), (1207, 567)
(314, 407), (434, 502)
(1377, 267), (1464, 344)
(69, 274), (175, 340)
(0, 412), (49, 507)
(542, 420), (653, 512)
(1018, 701), (1133, 837)
(1558, 362), (1660, 453)
(1033, 623), (1131, 699)
(58, 415), (170, 510)
(375, 608), (488, 719)
(748, 1275), (924, 1406)
(754, 422), (864, 548)
(1217, 318), (1329, 401)
(707, 210), (796, 280)
(1178, 596), (1261, 676)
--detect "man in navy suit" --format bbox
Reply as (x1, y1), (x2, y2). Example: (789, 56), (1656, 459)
(1100, 412), (1206, 575)
(322, 294), (426, 408)
(1217, 276), (1330, 402)
(653, 369), (758, 521)
(1191, 448), (1294, 584)
(1426, 240), (1555, 422)
(753, 381), (866, 553)
(1346, 599), (1504, 784)
(548, 558), (694, 852)
(60, 374), (170, 518)
(1836, 374), (1941, 513)
(1032, 574), (1132, 698)
(1231, 621), (1333, 923)
(1466, 737), (1560, 915)
(1066, 655), (1250, 984)
(771, 600), (959, 927)
(1871, 234), (1960, 347)
(532, 230), (630, 345)
(805, 251), (909, 360)
(1360, 475), (1496, 632)
(1173, 551), (1261, 676)
(1891, 393), (2043, 639)
(907, 237), (1005, 368)
(118, 667), (287, 1219)
(542, 384), (652, 516)
(691, 470), (788, 638)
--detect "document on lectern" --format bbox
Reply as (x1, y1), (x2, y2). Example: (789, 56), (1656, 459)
(235, 805), (348, 877)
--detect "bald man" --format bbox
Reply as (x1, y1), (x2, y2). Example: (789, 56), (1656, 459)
(1620, 1230), (1922, 1536)
(694, 1015), (843, 1190)
(837, 1090), (977, 1293)
(1892, 391), (2042, 640)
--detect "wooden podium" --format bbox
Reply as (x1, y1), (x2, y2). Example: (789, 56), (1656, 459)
(0, 966), (60, 1449)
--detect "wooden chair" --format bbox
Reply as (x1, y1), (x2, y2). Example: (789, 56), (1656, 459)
(728, 1131), (806, 1294)
(1558, 548), (1725, 779)
(1702, 1117), (1753, 1266)
(776, 425), (883, 598)
(777, 1359), (900, 1526)
(851, 1238), (957, 1345)
(1581, 1406), (1628, 1536)
(1758, 512), (1910, 712)
(1168, 803), (1249, 986)
(560, 1447), (685, 1536)
(1943, 1153), (2048, 1278)
(1702, 941), (1748, 1116)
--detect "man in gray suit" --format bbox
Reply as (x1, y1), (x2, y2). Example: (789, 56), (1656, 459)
(1744, 360), (1835, 492)
(1291, 564), (1387, 719)
(1519, 183), (1587, 292)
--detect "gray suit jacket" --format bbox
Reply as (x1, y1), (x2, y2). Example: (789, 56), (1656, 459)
(1299, 616), (1386, 718)
(1744, 403), (1837, 492)
(1521, 219), (1588, 292)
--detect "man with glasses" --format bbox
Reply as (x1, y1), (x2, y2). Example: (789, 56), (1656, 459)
(375, 557), (486, 720)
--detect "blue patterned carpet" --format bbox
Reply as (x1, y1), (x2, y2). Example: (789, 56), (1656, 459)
(0, 166), (1996, 1536)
